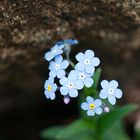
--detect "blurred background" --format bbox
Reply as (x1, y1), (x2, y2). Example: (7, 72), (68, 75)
(0, 0), (140, 140)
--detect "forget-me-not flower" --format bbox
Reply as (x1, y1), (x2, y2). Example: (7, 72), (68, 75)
(44, 44), (64, 61)
(99, 80), (123, 105)
(81, 96), (103, 116)
(56, 39), (78, 46)
(44, 78), (57, 100)
(57, 39), (78, 56)
(49, 55), (69, 79)
(75, 50), (100, 74)
(76, 70), (94, 88)
(59, 70), (84, 98)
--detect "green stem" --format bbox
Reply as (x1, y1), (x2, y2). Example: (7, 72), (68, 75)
(66, 53), (75, 69)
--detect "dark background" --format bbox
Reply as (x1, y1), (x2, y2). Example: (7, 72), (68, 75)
(0, 0), (140, 140)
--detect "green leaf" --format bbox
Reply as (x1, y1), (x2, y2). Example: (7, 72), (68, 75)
(40, 119), (94, 140)
(92, 68), (101, 89)
(40, 126), (64, 139)
(83, 68), (101, 96)
(67, 130), (95, 140)
(103, 121), (130, 140)
(98, 104), (137, 134)
(56, 119), (93, 139)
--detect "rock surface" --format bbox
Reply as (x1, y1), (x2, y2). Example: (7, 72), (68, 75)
(0, 0), (140, 139)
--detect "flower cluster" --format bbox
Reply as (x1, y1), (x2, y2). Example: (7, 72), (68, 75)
(44, 39), (123, 117)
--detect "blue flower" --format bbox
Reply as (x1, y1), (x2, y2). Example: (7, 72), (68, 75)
(81, 96), (102, 116)
(76, 70), (94, 88)
(99, 80), (123, 105)
(49, 55), (69, 79)
(44, 44), (64, 61)
(56, 39), (78, 46)
(59, 70), (84, 98)
(44, 78), (57, 100)
(75, 50), (100, 74)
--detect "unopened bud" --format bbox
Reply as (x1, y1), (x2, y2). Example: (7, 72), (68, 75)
(104, 106), (110, 113)
(63, 97), (70, 104)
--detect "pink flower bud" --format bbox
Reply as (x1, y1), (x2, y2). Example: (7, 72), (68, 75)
(104, 106), (110, 113)
(63, 97), (70, 104)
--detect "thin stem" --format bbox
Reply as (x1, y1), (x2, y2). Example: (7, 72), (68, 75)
(66, 53), (75, 69)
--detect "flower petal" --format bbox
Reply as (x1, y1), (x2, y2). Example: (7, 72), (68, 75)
(91, 57), (100, 66)
(85, 50), (94, 59)
(110, 80), (118, 89)
(57, 70), (65, 79)
(75, 80), (84, 90)
(81, 102), (89, 110)
(99, 89), (108, 99)
(94, 99), (102, 107)
(55, 55), (63, 63)
(55, 50), (63, 56)
(60, 86), (69, 95)
(61, 60), (69, 69)
(49, 61), (55, 70)
(76, 52), (85, 62)
(59, 77), (68, 85)
(69, 89), (78, 98)
(44, 90), (50, 98)
(58, 44), (65, 49)
(48, 77), (54, 84)
(85, 66), (95, 74)
(75, 63), (85, 71)
(94, 107), (102, 115)
(49, 70), (57, 78)
(68, 70), (78, 82)
(86, 96), (94, 103)
(50, 92), (55, 100)
(44, 80), (49, 89)
(108, 95), (116, 105)
(101, 80), (109, 89)
(52, 84), (57, 92)
(114, 89), (123, 99)
(87, 110), (95, 116)
(44, 52), (54, 61)
(84, 78), (93, 88)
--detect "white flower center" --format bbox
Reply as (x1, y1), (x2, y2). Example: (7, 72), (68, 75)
(79, 73), (86, 80)
(108, 88), (114, 95)
(84, 59), (90, 65)
(68, 82), (74, 88)
(55, 64), (60, 70)
(52, 49), (57, 54)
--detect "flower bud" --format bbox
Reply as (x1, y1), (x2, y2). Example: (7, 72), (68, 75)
(104, 106), (110, 113)
(63, 96), (70, 104)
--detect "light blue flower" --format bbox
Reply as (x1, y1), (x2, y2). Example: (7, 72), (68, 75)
(44, 44), (64, 61)
(56, 39), (78, 46)
(49, 55), (69, 78)
(75, 50), (100, 74)
(76, 70), (94, 88)
(99, 80), (123, 105)
(59, 70), (84, 98)
(81, 96), (102, 116)
(44, 78), (57, 100)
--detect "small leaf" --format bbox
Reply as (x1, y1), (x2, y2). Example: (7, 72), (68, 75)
(92, 68), (101, 89)
(40, 126), (64, 139)
(56, 119), (93, 139)
(67, 130), (95, 140)
(98, 104), (138, 134)
(103, 121), (130, 140)
(83, 68), (101, 96)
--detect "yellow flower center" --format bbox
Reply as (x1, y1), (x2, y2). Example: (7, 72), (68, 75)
(90, 103), (95, 109)
(47, 85), (52, 91)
